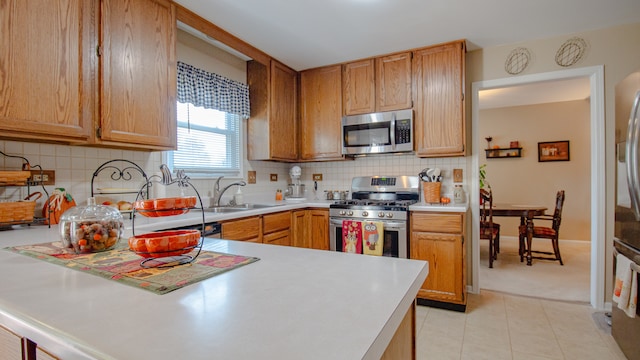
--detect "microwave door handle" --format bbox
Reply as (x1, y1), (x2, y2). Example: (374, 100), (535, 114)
(626, 91), (640, 221)
(390, 113), (396, 150)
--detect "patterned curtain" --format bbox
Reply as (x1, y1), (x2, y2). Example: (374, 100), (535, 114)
(177, 61), (250, 118)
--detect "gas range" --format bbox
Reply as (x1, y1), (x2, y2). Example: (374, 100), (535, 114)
(328, 175), (419, 258)
(329, 176), (420, 220)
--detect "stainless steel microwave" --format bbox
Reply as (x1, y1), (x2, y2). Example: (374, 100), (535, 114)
(342, 109), (413, 155)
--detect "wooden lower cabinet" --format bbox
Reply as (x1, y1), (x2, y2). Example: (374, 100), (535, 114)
(221, 216), (262, 243)
(291, 209), (329, 250)
(410, 211), (466, 310)
(381, 303), (415, 360)
(263, 211), (291, 246)
(35, 347), (59, 360)
(0, 324), (60, 360)
(0, 325), (22, 360)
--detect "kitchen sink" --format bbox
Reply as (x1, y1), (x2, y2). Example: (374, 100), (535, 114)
(203, 203), (282, 213)
(203, 207), (248, 213)
(227, 203), (282, 210)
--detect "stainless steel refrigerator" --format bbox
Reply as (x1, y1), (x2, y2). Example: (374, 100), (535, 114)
(614, 69), (640, 360)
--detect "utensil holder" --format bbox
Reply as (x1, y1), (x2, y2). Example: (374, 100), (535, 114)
(422, 182), (441, 203)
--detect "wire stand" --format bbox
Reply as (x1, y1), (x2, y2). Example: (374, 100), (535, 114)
(0, 150), (51, 228)
(132, 165), (206, 269)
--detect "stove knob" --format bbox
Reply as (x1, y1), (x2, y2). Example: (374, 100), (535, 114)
(386, 213), (393, 218)
(339, 210), (346, 216)
(378, 212), (385, 218)
(362, 211), (368, 217)
(347, 211), (354, 216)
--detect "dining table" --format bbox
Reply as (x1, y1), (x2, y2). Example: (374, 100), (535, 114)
(480, 203), (548, 266)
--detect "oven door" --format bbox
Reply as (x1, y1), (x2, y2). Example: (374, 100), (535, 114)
(329, 218), (407, 258)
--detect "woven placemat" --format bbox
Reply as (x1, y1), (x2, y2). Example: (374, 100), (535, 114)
(5, 241), (259, 295)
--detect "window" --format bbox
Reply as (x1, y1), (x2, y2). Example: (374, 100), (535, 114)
(170, 61), (250, 178)
(167, 102), (242, 177)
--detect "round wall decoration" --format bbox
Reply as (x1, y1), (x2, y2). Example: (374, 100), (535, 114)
(555, 37), (587, 67)
(504, 47), (531, 75)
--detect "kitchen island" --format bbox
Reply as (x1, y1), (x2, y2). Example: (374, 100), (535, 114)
(0, 224), (428, 359)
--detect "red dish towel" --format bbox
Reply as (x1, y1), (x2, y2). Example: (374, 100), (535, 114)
(363, 221), (384, 256)
(342, 220), (362, 254)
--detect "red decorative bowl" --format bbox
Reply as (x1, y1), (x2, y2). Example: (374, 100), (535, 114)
(128, 230), (200, 258)
(132, 196), (197, 217)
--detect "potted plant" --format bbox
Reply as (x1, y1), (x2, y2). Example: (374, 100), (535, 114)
(479, 164), (488, 190)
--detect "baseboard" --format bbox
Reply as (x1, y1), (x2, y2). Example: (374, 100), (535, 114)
(416, 298), (466, 312)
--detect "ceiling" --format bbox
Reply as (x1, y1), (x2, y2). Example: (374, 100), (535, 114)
(175, 0), (640, 72)
(478, 77), (591, 109)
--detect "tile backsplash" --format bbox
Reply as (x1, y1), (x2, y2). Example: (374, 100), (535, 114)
(0, 140), (469, 211)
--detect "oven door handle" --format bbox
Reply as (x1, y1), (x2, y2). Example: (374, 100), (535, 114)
(330, 219), (406, 229)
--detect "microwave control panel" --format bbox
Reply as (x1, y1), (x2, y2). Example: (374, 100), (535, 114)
(395, 119), (412, 144)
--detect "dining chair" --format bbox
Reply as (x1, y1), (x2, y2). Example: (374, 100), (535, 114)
(480, 188), (501, 268)
(519, 190), (565, 265)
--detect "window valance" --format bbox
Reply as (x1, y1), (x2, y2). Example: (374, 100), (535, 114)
(177, 61), (250, 118)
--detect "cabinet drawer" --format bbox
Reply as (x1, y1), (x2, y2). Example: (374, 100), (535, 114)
(263, 211), (291, 234)
(411, 212), (463, 233)
(263, 229), (291, 246)
(222, 216), (261, 241)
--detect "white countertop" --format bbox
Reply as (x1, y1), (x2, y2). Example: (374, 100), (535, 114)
(0, 213), (428, 359)
(409, 201), (469, 213)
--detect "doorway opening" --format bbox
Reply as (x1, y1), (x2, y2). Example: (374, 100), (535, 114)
(471, 66), (606, 309)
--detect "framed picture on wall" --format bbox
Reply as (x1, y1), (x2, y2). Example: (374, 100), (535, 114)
(538, 141), (570, 162)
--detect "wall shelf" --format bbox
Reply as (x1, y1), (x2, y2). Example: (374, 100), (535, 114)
(485, 147), (522, 159)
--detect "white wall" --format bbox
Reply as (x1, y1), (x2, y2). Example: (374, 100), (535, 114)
(480, 100), (591, 241)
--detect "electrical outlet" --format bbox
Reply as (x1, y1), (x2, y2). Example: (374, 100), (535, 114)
(453, 168), (463, 183)
(248, 171), (256, 184)
(313, 173), (323, 181)
(29, 170), (55, 185)
(270, 174), (278, 181)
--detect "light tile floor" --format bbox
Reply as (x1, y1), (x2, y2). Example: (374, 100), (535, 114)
(415, 290), (628, 360)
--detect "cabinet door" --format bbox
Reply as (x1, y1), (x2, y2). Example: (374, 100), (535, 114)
(411, 231), (464, 303)
(413, 41), (465, 157)
(36, 346), (60, 360)
(308, 209), (329, 250)
(222, 216), (262, 242)
(99, 0), (177, 149)
(343, 59), (375, 115)
(0, 0), (92, 143)
(300, 65), (344, 160)
(270, 61), (298, 160)
(248, 60), (298, 161)
(376, 52), (412, 112)
(0, 325), (22, 360)
(291, 210), (308, 248)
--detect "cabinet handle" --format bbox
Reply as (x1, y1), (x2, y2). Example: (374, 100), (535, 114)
(96, 45), (102, 57)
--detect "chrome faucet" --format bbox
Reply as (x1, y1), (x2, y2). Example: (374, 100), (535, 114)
(212, 176), (247, 206)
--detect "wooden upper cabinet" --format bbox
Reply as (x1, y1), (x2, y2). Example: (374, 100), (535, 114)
(0, 0), (92, 143)
(99, 0), (177, 150)
(343, 59), (375, 115)
(342, 52), (411, 116)
(376, 52), (412, 112)
(247, 60), (298, 161)
(413, 41), (466, 157)
(300, 65), (344, 161)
